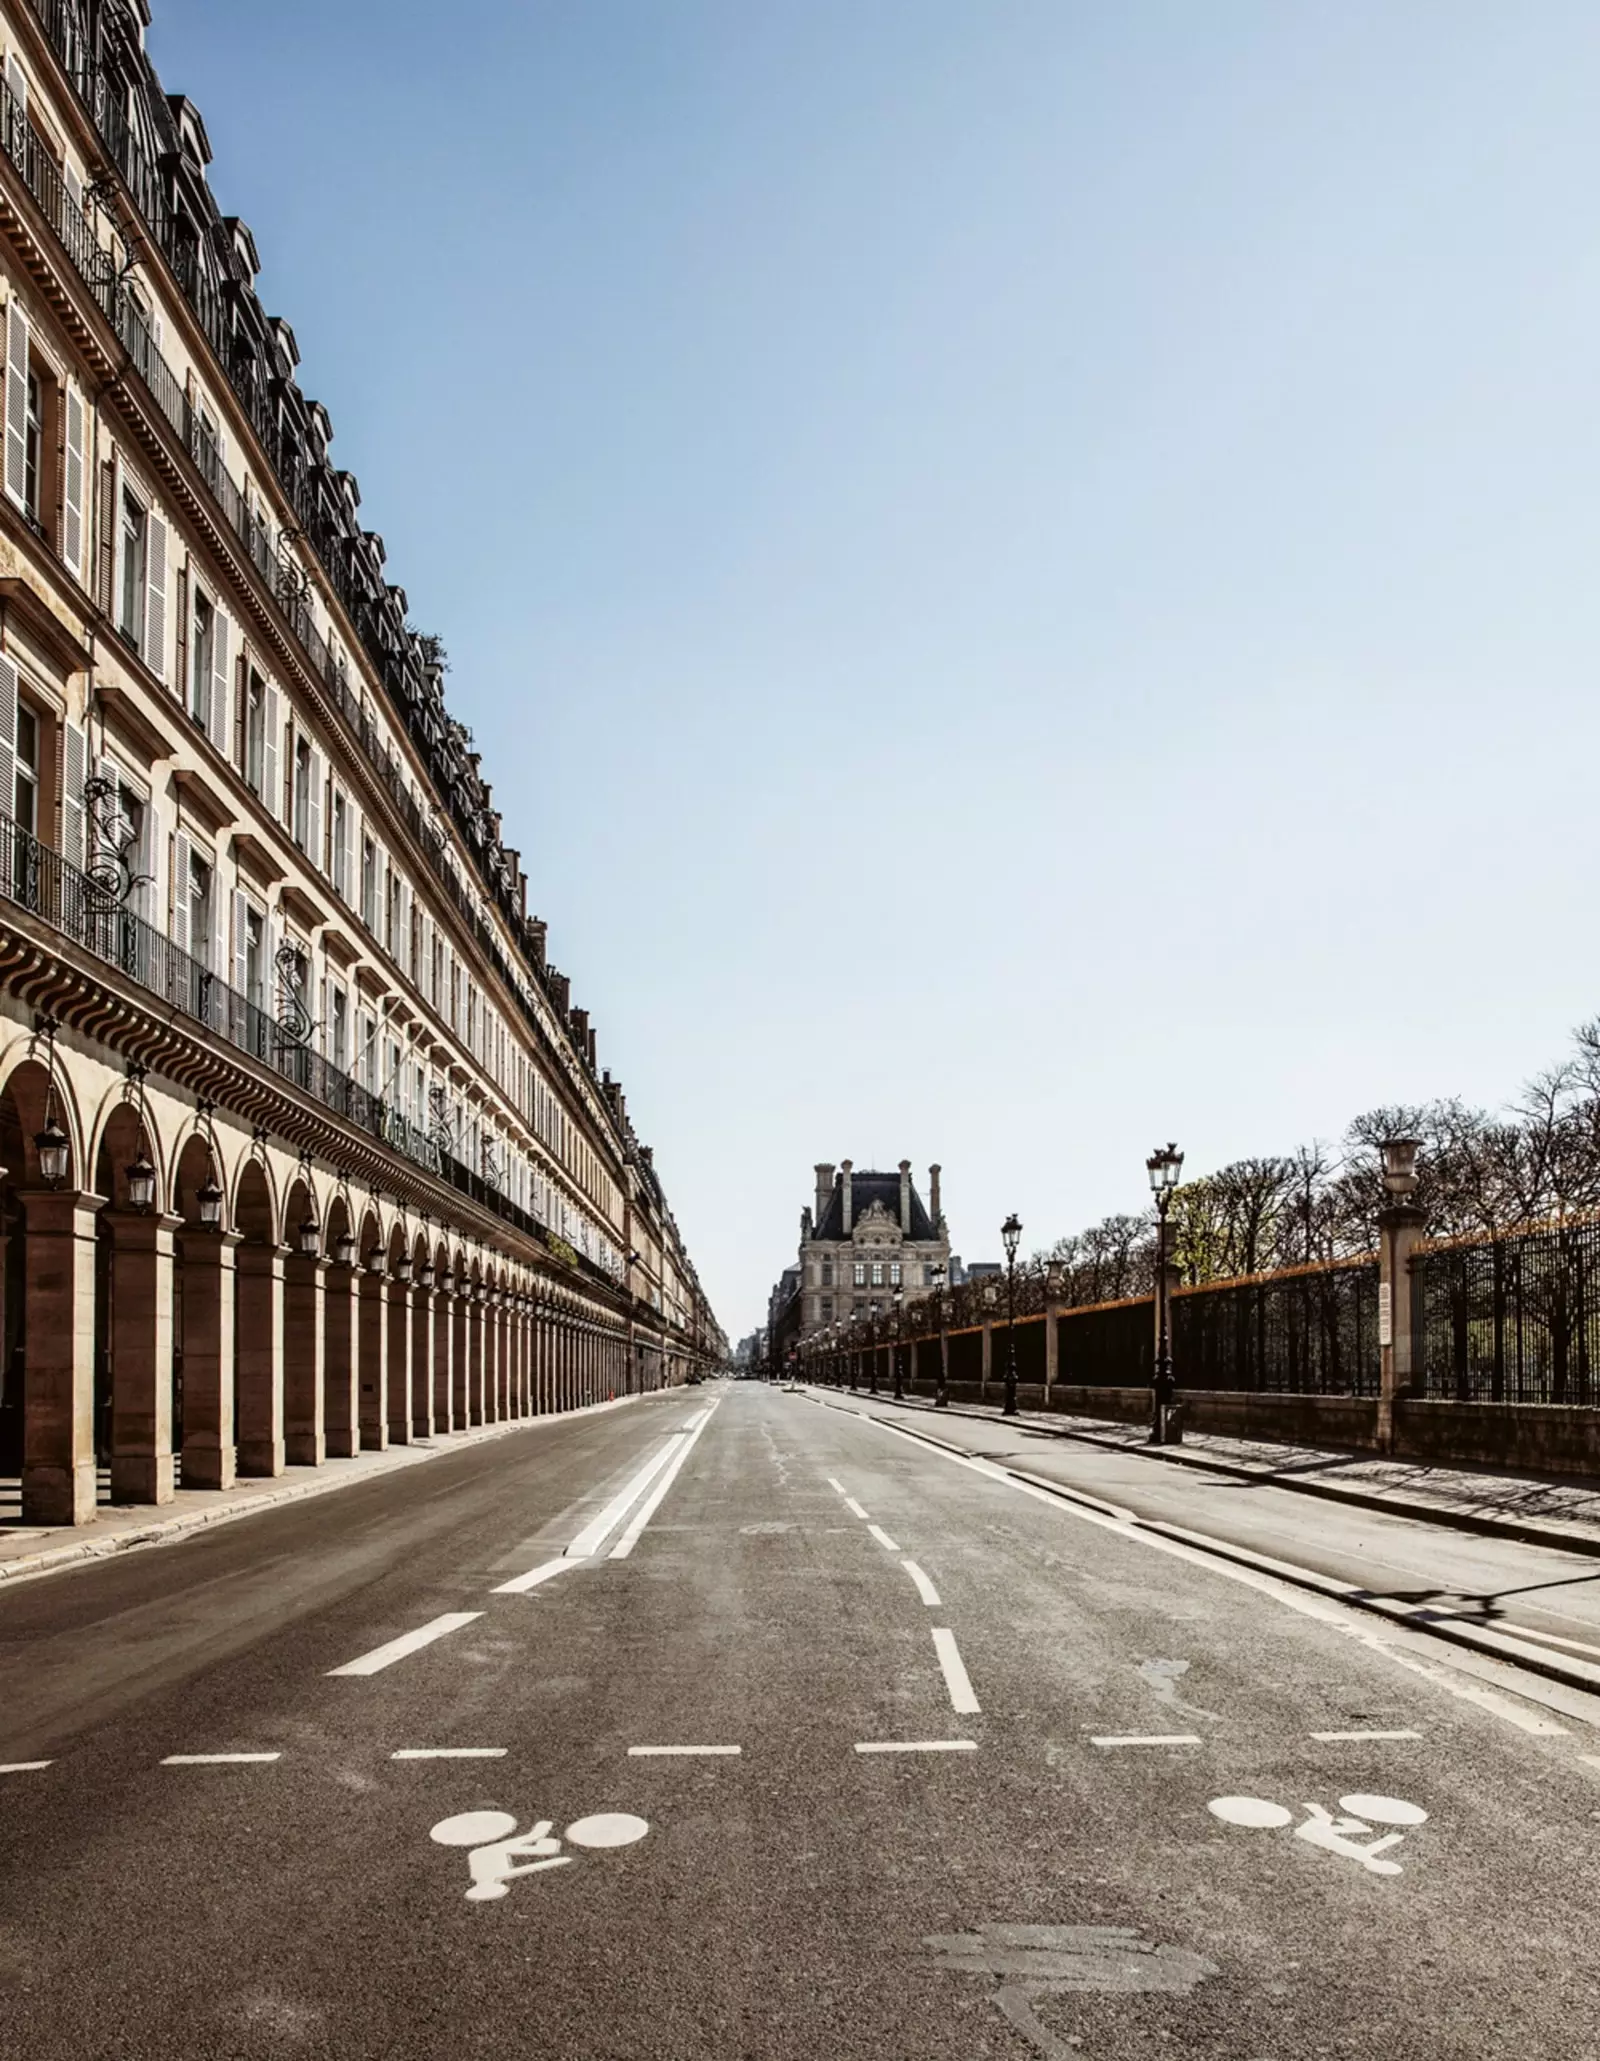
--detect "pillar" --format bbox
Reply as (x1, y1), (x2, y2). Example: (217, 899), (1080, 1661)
(20, 1188), (104, 1525)
(386, 1269), (412, 1445)
(283, 1250), (327, 1466)
(180, 1227), (240, 1489)
(451, 1288), (469, 1428)
(1378, 1200), (1427, 1451)
(359, 1262), (388, 1451)
(980, 1316), (992, 1402)
(236, 1242), (286, 1477)
(467, 1291), (484, 1425)
(410, 1281), (433, 1440)
(1044, 1293), (1059, 1397)
(107, 1208), (181, 1504)
(324, 1253), (359, 1458)
(432, 1282), (454, 1433)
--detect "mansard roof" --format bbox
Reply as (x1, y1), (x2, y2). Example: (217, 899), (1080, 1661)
(813, 1170), (937, 1243)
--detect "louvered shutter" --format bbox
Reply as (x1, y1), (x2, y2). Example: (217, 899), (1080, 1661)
(173, 563), (189, 713)
(62, 720), (85, 871)
(306, 748), (323, 873)
(4, 296), (29, 508)
(62, 383), (84, 579)
(144, 511), (167, 681)
(262, 683), (279, 820)
(397, 877), (411, 978)
(0, 655), (17, 826)
(95, 458), (116, 617)
(63, 162), (81, 217)
(171, 830), (192, 957)
(209, 606), (230, 758)
(231, 889), (248, 997)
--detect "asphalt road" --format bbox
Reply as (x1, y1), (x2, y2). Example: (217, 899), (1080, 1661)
(3, 1380), (1600, 2060)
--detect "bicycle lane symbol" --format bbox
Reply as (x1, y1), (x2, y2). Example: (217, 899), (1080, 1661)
(430, 1809), (651, 1902)
(1208, 1793), (1428, 1877)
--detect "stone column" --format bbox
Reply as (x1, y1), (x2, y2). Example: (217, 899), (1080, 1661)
(386, 1269), (412, 1445)
(282, 1250), (327, 1466)
(20, 1188), (105, 1526)
(358, 1263), (389, 1451)
(432, 1284), (454, 1433)
(1044, 1297), (1060, 1398)
(1378, 1201), (1427, 1452)
(451, 1289), (469, 1428)
(466, 1291), (484, 1425)
(180, 1227), (240, 1490)
(323, 1255), (360, 1458)
(236, 1242), (286, 1477)
(980, 1316), (992, 1402)
(489, 1298), (505, 1420)
(533, 1303), (548, 1413)
(411, 1281), (434, 1440)
(107, 1208), (181, 1504)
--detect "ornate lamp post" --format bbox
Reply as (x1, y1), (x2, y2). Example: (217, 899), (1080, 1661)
(1001, 1213), (1022, 1416)
(848, 1313), (860, 1393)
(891, 1285), (905, 1400)
(1146, 1142), (1184, 1444)
(929, 1261), (949, 1407)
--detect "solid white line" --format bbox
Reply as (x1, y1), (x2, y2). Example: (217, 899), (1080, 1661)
(854, 1740), (978, 1754)
(843, 1497), (870, 1521)
(326, 1611), (483, 1677)
(867, 1523), (901, 1553)
(1091, 1734), (1202, 1748)
(0, 1760), (51, 1773)
(1489, 1621), (1600, 1663)
(390, 1747), (508, 1760)
(1310, 1729), (1422, 1742)
(627, 1745), (743, 1757)
(491, 1556), (578, 1596)
(609, 1406), (720, 1560)
(825, 1476), (846, 1494)
(932, 1627), (981, 1714)
(679, 1412), (707, 1434)
(162, 1753), (281, 1767)
(565, 1439), (685, 1559)
(902, 1559), (941, 1607)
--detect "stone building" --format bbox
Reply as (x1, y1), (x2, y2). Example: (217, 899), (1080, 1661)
(0, 0), (722, 1524)
(797, 1160), (949, 1330)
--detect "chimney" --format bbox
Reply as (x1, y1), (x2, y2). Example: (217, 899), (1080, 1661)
(815, 1162), (835, 1223)
(841, 1159), (853, 1233)
(929, 1163), (942, 1226)
(899, 1160), (912, 1233)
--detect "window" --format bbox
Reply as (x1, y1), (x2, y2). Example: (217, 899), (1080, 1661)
(359, 1012), (376, 1091)
(889, 1262), (901, 1287)
(187, 850), (212, 967)
(821, 1260), (834, 1287)
(243, 669), (265, 792)
(193, 405), (220, 492)
(871, 1262), (884, 1287)
(330, 789), (348, 898)
(360, 836), (378, 931)
(190, 588), (213, 726)
(22, 368), (40, 519)
(118, 491), (145, 643)
(13, 702), (37, 834)
(386, 868), (402, 956)
(329, 985), (349, 1072)
(243, 904), (265, 1008)
(853, 1262), (866, 1288)
(293, 736), (312, 850)
(821, 1296), (834, 1321)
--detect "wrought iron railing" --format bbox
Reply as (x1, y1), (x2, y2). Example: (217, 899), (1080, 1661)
(1416, 1217), (1600, 1405)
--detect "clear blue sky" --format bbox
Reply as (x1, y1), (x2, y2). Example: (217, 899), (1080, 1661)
(153, 0), (1600, 1338)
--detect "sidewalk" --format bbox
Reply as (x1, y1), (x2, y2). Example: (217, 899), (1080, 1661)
(0, 1395), (643, 1587)
(824, 1388), (1600, 1558)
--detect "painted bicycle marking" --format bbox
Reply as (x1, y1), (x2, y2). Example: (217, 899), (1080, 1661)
(430, 1808), (650, 1901)
(1208, 1792), (1428, 1876)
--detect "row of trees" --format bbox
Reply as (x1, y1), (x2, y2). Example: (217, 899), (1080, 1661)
(994, 1017), (1600, 1316)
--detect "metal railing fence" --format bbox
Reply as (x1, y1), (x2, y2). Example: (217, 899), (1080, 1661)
(1415, 1216), (1600, 1405)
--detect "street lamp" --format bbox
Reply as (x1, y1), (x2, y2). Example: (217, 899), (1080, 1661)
(1146, 1141), (1184, 1444)
(891, 1285), (905, 1400)
(297, 1210), (321, 1257)
(197, 1169), (224, 1230)
(868, 1307), (880, 1396)
(929, 1261), (949, 1407)
(1001, 1213), (1022, 1416)
(125, 1146), (157, 1214)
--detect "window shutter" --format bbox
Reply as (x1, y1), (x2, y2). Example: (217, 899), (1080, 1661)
(231, 888), (248, 996)
(262, 682), (279, 821)
(62, 383), (84, 578)
(342, 794), (355, 903)
(63, 162), (82, 217)
(4, 296), (29, 507)
(397, 878), (411, 978)
(5, 54), (27, 119)
(173, 563), (188, 712)
(62, 720), (85, 870)
(209, 606), (230, 758)
(307, 748), (323, 873)
(95, 457), (116, 617)
(0, 654), (17, 823)
(144, 510), (167, 681)
(171, 830), (192, 958)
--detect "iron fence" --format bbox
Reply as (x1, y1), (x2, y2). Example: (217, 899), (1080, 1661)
(1174, 1261), (1379, 1396)
(1416, 1218), (1600, 1405)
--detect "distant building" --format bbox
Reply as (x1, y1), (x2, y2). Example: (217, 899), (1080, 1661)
(795, 1160), (950, 1331)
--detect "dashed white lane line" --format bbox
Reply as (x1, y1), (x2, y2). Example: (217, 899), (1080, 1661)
(867, 1523), (901, 1554)
(1311, 1729), (1422, 1742)
(161, 1752), (282, 1765)
(627, 1745), (743, 1757)
(843, 1497), (870, 1521)
(932, 1627), (981, 1715)
(0, 1761), (51, 1774)
(902, 1560), (941, 1607)
(610, 1407), (721, 1559)
(1091, 1734), (1202, 1748)
(855, 1740), (978, 1754)
(826, 1477), (847, 1495)
(492, 1557), (578, 1596)
(326, 1611), (483, 1678)
(391, 1748), (507, 1760)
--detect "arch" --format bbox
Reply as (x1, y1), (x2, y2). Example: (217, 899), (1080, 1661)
(282, 1176), (316, 1253)
(322, 1189), (358, 1458)
(173, 1130), (224, 1230)
(358, 1207), (383, 1269)
(0, 1052), (85, 1191)
(233, 1156), (276, 1246)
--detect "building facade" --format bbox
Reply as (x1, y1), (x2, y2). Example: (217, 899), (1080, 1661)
(798, 1160), (949, 1329)
(0, 0), (723, 1524)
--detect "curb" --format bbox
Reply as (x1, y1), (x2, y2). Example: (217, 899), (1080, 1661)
(804, 1387), (1600, 1563)
(0, 1394), (644, 1589)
